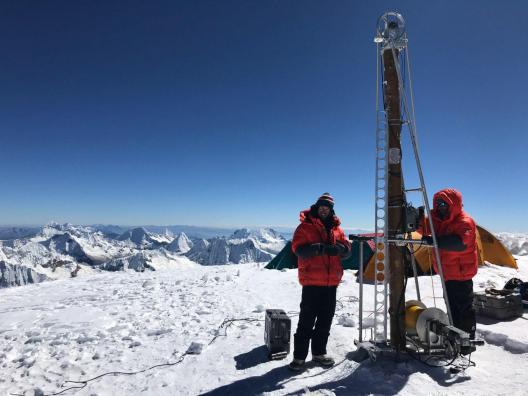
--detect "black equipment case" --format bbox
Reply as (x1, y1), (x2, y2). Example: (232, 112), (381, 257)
(473, 288), (523, 320)
(264, 309), (291, 359)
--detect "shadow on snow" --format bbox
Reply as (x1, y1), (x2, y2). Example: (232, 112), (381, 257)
(200, 349), (471, 396)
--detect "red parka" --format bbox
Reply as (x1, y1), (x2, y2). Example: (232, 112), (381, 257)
(292, 209), (351, 287)
(419, 189), (478, 281)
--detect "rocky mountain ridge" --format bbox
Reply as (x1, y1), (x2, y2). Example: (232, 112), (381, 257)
(0, 223), (287, 288)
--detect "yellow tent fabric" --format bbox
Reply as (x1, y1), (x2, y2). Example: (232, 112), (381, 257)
(476, 225), (517, 268)
(361, 224), (517, 281)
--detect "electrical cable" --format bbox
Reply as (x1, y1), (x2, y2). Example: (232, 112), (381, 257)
(11, 317), (264, 396)
(457, 353), (476, 370)
(410, 238), (425, 255)
(10, 353), (189, 396)
(406, 337), (459, 368)
(208, 318), (264, 345)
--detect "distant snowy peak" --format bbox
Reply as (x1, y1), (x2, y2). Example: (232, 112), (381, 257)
(185, 228), (285, 265)
(186, 236), (274, 265)
(162, 228), (174, 239)
(117, 227), (170, 247)
(229, 228), (253, 240)
(229, 227), (285, 242)
(227, 228), (286, 255)
(149, 233), (172, 244)
(91, 224), (127, 237)
(167, 232), (193, 253)
(497, 232), (528, 256)
(118, 227), (149, 243)
(41, 233), (94, 265)
(187, 238), (228, 266)
(39, 222), (94, 240)
(229, 239), (274, 264)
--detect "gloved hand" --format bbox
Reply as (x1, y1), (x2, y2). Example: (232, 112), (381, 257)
(336, 240), (351, 258)
(421, 235), (433, 245)
(295, 243), (325, 258)
(418, 206), (425, 222)
(335, 241), (348, 254)
(323, 244), (341, 256)
(313, 243), (325, 255)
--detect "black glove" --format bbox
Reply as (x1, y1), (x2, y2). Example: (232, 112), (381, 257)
(436, 234), (466, 251)
(421, 235), (433, 245)
(336, 240), (352, 258)
(418, 206), (425, 222)
(323, 244), (340, 256)
(295, 243), (325, 259)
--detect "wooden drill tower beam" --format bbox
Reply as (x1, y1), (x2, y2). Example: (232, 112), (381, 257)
(382, 48), (407, 350)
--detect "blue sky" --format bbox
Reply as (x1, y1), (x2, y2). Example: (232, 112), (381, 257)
(1, 1), (527, 232)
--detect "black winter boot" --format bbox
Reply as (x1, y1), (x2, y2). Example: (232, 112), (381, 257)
(312, 354), (335, 367)
(288, 359), (306, 372)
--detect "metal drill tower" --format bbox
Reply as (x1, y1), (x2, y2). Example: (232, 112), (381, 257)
(355, 12), (454, 358)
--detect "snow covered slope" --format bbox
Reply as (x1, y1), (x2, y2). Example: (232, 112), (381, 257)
(497, 232), (528, 256)
(0, 255), (526, 395)
(99, 249), (189, 272)
(0, 261), (49, 288)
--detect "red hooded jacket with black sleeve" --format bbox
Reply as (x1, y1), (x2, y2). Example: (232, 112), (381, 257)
(291, 209), (351, 287)
(418, 188), (478, 281)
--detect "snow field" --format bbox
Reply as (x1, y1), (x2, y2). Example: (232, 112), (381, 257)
(0, 257), (527, 395)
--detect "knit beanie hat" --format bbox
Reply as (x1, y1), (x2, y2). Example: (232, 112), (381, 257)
(315, 192), (334, 208)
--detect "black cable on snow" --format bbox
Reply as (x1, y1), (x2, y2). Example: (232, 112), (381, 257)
(11, 317), (265, 396)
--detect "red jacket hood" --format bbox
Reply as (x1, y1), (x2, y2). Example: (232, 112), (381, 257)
(299, 209), (341, 227)
(432, 188), (463, 223)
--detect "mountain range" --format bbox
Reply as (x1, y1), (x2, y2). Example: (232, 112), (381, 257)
(0, 222), (287, 288)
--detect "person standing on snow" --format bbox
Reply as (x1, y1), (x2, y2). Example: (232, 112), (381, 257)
(289, 193), (351, 372)
(418, 188), (478, 347)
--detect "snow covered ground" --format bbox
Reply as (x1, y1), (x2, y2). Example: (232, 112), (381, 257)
(0, 253), (527, 395)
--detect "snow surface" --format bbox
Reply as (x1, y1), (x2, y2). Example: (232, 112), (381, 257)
(0, 251), (527, 395)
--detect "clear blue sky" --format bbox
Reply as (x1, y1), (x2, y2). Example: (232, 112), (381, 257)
(1, 1), (527, 232)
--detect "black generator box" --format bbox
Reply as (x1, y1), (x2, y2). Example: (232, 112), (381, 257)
(264, 309), (291, 360)
(473, 289), (523, 320)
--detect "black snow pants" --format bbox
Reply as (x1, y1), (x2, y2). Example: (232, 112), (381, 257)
(445, 279), (476, 338)
(293, 286), (337, 360)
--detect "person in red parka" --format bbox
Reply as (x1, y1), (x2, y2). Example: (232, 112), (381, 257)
(418, 188), (477, 342)
(288, 193), (351, 372)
